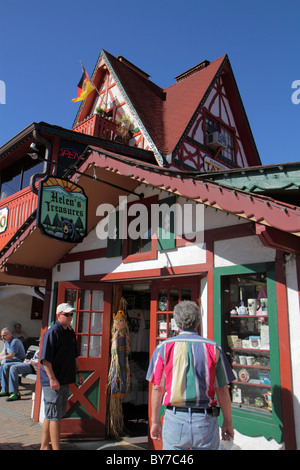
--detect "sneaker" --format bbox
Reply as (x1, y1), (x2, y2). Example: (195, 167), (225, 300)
(6, 393), (21, 401)
(0, 391), (9, 397)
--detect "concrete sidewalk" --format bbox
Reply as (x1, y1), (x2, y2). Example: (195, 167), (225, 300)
(0, 378), (148, 450)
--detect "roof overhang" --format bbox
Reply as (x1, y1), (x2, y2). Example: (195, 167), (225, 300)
(0, 151), (141, 286)
(1, 145), (300, 287)
(70, 147), (300, 238)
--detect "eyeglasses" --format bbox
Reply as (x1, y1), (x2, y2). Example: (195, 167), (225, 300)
(62, 313), (73, 318)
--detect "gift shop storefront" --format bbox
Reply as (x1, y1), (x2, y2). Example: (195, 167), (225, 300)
(28, 149), (300, 450)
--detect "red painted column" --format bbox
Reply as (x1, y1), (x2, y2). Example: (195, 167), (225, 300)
(275, 251), (296, 449)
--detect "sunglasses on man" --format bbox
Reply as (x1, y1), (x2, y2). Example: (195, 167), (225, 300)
(62, 313), (74, 318)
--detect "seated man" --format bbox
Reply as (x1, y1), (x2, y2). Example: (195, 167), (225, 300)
(0, 328), (26, 382)
(0, 348), (39, 401)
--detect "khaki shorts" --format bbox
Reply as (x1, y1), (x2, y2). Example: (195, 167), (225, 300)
(42, 384), (69, 421)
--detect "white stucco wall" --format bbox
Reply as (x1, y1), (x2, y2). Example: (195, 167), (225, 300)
(285, 256), (300, 449)
(0, 286), (43, 340)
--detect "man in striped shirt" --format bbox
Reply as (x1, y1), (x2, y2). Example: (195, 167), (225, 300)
(146, 301), (235, 450)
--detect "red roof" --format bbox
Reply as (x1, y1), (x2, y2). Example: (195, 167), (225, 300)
(162, 56), (226, 154)
(104, 51), (226, 155)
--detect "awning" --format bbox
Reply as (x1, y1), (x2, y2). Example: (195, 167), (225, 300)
(0, 160), (140, 286)
(1, 146), (300, 286)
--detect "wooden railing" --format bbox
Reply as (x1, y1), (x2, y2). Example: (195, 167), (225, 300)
(73, 114), (118, 141)
(0, 186), (38, 252)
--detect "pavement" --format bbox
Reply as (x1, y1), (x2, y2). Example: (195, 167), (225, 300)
(0, 377), (148, 451)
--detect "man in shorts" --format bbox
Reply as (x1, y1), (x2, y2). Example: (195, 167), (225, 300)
(39, 303), (84, 450)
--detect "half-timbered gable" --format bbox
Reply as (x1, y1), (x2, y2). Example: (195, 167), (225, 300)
(167, 57), (260, 171)
(73, 51), (165, 165)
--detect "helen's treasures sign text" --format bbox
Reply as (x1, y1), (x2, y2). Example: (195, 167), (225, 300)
(37, 177), (87, 243)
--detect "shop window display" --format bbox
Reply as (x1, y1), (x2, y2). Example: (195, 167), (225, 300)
(222, 273), (272, 414)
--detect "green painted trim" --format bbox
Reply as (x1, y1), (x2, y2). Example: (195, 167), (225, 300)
(213, 262), (283, 443)
(157, 195), (176, 251)
(201, 163), (300, 193)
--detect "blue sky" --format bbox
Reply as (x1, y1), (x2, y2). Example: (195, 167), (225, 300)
(0, 0), (299, 166)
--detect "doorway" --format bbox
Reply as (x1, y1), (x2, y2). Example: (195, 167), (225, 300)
(121, 283), (151, 436)
(56, 281), (112, 438)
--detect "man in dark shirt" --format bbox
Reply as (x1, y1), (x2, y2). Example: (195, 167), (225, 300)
(40, 303), (84, 450)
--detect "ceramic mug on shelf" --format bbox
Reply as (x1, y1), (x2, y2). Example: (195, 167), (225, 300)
(246, 356), (254, 365)
(260, 298), (268, 315)
(247, 298), (257, 315)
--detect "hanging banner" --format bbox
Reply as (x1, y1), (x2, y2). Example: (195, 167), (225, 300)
(37, 177), (87, 243)
(0, 207), (8, 233)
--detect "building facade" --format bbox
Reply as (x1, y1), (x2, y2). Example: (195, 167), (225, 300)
(0, 51), (299, 449)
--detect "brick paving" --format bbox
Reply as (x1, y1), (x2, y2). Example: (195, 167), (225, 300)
(0, 378), (43, 450)
(0, 378), (148, 450)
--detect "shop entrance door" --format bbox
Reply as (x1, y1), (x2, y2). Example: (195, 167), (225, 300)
(57, 282), (112, 438)
(149, 277), (200, 449)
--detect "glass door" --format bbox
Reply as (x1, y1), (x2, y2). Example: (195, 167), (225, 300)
(57, 282), (112, 439)
(149, 276), (200, 449)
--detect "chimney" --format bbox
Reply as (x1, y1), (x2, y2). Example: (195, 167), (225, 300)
(117, 56), (150, 80)
(175, 60), (210, 82)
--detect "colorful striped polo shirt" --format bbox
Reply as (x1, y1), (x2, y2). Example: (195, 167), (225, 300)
(146, 331), (235, 408)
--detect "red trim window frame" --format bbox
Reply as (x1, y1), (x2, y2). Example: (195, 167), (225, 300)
(204, 112), (236, 164)
(122, 194), (158, 263)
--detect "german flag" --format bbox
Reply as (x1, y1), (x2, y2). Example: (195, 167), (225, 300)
(72, 64), (94, 102)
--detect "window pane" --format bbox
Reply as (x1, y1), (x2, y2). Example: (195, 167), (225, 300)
(64, 289), (78, 309)
(181, 287), (191, 301)
(22, 161), (44, 189)
(78, 312), (89, 333)
(206, 116), (219, 135)
(158, 290), (168, 311)
(90, 312), (103, 333)
(91, 290), (103, 311)
(89, 336), (101, 357)
(169, 289), (179, 311)
(77, 335), (88, 356)
(170, 314), (179, 337)
(83, 290), (90, 310)
(157, 314), (168, 339)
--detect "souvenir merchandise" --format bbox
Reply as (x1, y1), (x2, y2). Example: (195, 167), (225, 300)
(247, 298), (257, 315)
(223, 274), (271, 413)
(108, 301), (130, 437)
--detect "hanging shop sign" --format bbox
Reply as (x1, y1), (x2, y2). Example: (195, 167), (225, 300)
(0, 207), (8, 233)
(37, 177), (88, 243)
